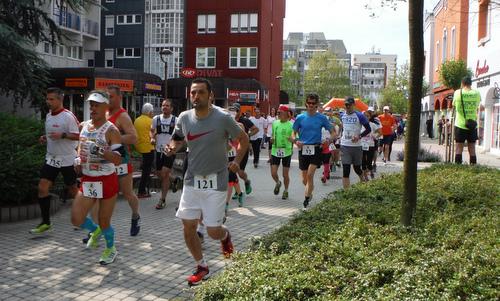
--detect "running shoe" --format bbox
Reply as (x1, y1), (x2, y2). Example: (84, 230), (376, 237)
(221, 230), (234, 258)
(86, 227), (102, 249)
(29, 223), (52, 235)
(237, 193), (245, 207)
(245, 180), (252, 195)
(187, 265), (210, 286)
(273, 181), (281, 195)
(155, 199), (166, 210)
(231, 191), (238, 200)
(99, 246), (118, 265)
(321, 176), (327, 183)
(303, 197), (311, 209)
(82, 232), (91, 244)
(254, 163), (258, 168)
(130, 216), (141, 236)
(282, 190), (288, 200)
(171, 177), (180, 193)
(197, 231), (204, 244)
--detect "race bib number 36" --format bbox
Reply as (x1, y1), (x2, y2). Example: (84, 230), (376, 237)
(46, 156), (62, 168)
(82, 181), (103, 198)
(275, 148), (286, 158)
(116, 163), (128, 176)
(302, 145), (315, 155)
(194, 174), (217, 191)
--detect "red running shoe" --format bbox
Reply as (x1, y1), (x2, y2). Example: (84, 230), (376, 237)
(187, 265), (210, 286)
(221, 230), (234, 258)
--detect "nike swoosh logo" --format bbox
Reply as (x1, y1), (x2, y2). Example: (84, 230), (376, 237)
(187, 130), (214, 141)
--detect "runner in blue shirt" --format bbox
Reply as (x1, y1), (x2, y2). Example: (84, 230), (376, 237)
(292, 93), (335, 208)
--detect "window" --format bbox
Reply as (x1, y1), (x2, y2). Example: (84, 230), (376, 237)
(58, 45), (64, 56)
(105, 0), (115, 2)
(117, 14), (142, 25)
(105, 49), (113, 67)
(105, 15), (114, 36)
(116, 47), (141, 58)
(229, 47), (258, 68)
(197, 14), (216, 34)
(67, 46), (83, 59)
(88, 59), (94, 67)
(51, 44), (57, 55)
(450, 27), (456, 58)
(435, 41), (440, 69)
(442, 28), (448, 62)
(196, 48), (216, 68)
(478, 0), (491, 44)
(230, 13), (258, 33)
(43, 42), (50, 53)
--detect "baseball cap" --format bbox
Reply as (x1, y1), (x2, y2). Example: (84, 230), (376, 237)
(383, 105), (390, 111)
(367, 106), (375, 112)
(278, 105), (289, 112)
(344, 97), (355, 105)
(86, 92), (109, 104)
(228, 103), (241, 111)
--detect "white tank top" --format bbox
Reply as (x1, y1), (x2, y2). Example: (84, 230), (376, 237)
(79, 121), (116, 177)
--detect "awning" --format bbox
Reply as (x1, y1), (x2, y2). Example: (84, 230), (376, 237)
(323, 98), (368, 111)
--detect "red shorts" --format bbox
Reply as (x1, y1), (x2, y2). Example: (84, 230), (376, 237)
(80, 173), (119, 199)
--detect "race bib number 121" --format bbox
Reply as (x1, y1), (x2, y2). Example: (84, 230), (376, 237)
(194, 174), (217, 190)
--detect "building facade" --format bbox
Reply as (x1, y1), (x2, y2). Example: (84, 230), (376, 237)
(467, 0), (500, 155)
(176, 0), (285, 113)
(351, 52), (397, 106)
(421, 12), (436, 135)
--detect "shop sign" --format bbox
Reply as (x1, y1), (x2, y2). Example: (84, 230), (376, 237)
(228, 90), (257, 102)
(144, 83), (162, 92)
(65, 78), (88, 88)
(477, 78), (490, 88)
(180, 67), (223, 78)
(475, 60), (489, 78)
(95, 78), (134, 92)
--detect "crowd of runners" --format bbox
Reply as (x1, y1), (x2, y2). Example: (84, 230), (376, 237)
(30, 78), (403, 285)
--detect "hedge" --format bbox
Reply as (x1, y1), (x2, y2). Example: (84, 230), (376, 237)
(195, 164), (499, 300)
(0, 113), (45, 206)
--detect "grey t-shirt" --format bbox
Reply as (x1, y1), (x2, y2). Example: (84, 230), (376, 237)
(173, 105), (243, 191)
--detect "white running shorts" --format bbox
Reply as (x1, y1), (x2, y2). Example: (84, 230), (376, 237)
(175, 185), (227, 227)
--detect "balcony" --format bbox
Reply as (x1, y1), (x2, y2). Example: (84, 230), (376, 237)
(53, 12), (80, 32)
(83, 19), (99, 38)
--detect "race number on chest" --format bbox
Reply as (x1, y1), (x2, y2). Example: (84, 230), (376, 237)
(194, 174), (217, 190)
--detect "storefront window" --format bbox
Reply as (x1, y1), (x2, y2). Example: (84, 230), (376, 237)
(493, 105), (500, 150)
(478, 106), (485, 146)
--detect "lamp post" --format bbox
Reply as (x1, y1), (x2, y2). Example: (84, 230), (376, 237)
(159, 48), (173, 100)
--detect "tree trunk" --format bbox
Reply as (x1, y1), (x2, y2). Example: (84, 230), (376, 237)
(401, 0), (425, 226)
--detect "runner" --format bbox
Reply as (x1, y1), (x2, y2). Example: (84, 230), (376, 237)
(150, 99), (177, 209)
(292, 93), (335, 208)
(71, 91), (122, 265)
(378, 106), (397, 164)
(30, 87), (80, 235)
(106, 85), (141, 236)
(361, 110), (381, 180)
(270, 105), (294, 200)
(165, 78), (249, 286)
(340, 97), (371, 189)
(249, 108), (266, 168)
(228, 103), (257, 196)
(265, 107), (276, 163)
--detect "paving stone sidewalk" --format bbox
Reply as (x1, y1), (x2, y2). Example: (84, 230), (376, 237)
(0, 151), (404, 301)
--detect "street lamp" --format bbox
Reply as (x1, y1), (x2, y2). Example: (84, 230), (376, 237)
(159, 48), (173, 99)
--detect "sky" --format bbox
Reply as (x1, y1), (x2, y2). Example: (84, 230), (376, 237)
(284, 0), (438, 67)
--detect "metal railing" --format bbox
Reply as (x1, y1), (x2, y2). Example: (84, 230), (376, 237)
(54, 12), (80, 31)
(83, 19), (99, 37)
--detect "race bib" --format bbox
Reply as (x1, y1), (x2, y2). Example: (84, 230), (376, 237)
(329, 143), (336, 151)
(194, 174), (217, 191)
(227, 146), (237, 158)
(115, 163), (128, 176)
(361, 141), (370, 151)
(344, 131), (353, 139)
(275, 148), (286, 158)
(46, 155), (63, 168)
(82, 181), (103, 198)
(302, 145), (315, 156)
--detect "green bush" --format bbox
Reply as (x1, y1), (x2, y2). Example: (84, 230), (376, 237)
(0, 112), (45, 206)
(196, 165), (500, 300)
(397, 147), (442, 162)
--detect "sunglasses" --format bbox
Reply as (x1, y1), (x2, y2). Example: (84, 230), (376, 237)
(306, 101), (317, 106)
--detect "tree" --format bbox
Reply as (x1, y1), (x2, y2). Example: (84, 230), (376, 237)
(303, 52), (352, 103)
(378, 64), (410, 114)
(280, 59), (302, 105)
(0, 0), (98, 110)
(439, 59), (472, 90)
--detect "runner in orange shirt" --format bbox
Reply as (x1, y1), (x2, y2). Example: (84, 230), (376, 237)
(378, 106), (397, 163)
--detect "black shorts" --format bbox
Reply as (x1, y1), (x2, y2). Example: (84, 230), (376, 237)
(382, 135), (394, 145)
(271, 155), (292, 168)
(40, 164), (77, 186)
(298, 146), (322, 171)
(239, 151), (249, 170)
(156, 152), (176, 170)
(455, 126), (478, 144)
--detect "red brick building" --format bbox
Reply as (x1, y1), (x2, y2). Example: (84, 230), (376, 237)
(170, 0), (285, 114)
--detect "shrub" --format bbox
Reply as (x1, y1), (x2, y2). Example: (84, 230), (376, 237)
(195, 165), (499, 300)
(0, 113), (45, 206)
(397, 147), (442, 162)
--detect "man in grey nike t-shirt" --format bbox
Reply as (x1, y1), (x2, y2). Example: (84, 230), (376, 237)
(165, 78), (249, 286)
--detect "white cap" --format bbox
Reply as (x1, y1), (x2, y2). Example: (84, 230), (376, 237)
(86, 92), (109, 104)
(383, 105), (390, 111)
(367, 106), (374, 112)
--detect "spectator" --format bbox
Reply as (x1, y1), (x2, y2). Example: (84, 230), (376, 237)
(426, 116), (434, 139)
(134, 103), (155, 198)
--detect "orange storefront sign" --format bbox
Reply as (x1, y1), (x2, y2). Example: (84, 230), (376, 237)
(95, 78), (134, 92)
(65, 78), (88, 88)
